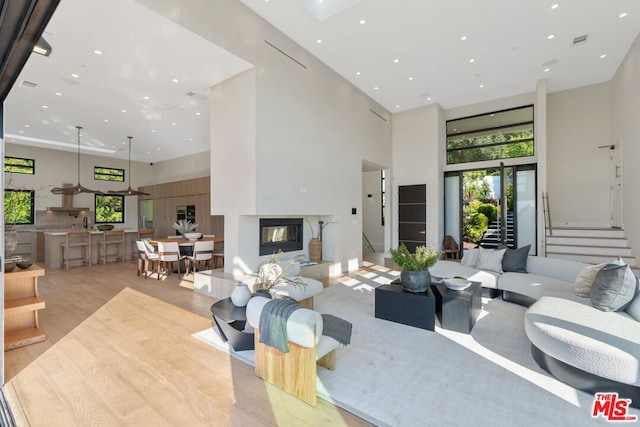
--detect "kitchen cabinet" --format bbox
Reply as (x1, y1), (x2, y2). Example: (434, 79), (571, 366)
(4, 264), (46, 350)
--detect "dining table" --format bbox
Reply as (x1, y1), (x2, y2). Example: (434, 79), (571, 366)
(149, 236), (224, 270)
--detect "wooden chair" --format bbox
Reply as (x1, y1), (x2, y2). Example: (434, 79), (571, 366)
(97, 230), (125, 264)
(442, 235), (460, 260)
(204, 235), (224, 268)
(157, 241), (185, 280)
(131, 228), (156, 260)
(136, 240), (159, 278)
(60, 231), (92, 270)
(185, 240), (214, 274)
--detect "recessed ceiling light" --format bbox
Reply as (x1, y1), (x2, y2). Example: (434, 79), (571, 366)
(469, 58), (475, 63)
(374, 86), (379, 90)
(172, 122), (176, 126)
(196, 112), (201, 116)
(111, 146), (116, 149)
(42, 105), (48, 109)
(544, 68), (550, 72)
(151, 130), (156, 133)
(122, 109), (128, 113)
(316, 39), (322, 44)
(55, 92), (62, 96)
(479, 84), (485, 88)
(24, 124), (30, 128)
(619, 12), (628, 18)
(147, 151), (151, 154)
(547, 35), (555, 40)
(172, 78), (179, 83)
(408, 77), (414, 81)
(104, 119), (109, 123)
(359, 19), (365, 24)
(551, 4), (559, 10)
(427, 97), (432, 101)
(461, 36), (467, 41)
(19, 130), (24, 134)
(395, 105), (400, 108)
(600, 54), (607, 59)
(356, 71), (361, 76)
(122, 141), (126, 145)
(394, 59), (399, 63)
(94, 49), (102, 55)
(143, 96), (149, 100)
(71, 73), (79, 78)
(157, 148), (162, 151)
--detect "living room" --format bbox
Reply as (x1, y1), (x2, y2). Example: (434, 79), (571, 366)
(2, 0), (640, 425)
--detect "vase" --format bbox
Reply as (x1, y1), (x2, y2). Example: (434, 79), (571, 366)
(4, 228), (18, 257)
(309, 237), (322, 263)
(400, 269), (431, 293)
(230, 283), (252, 307)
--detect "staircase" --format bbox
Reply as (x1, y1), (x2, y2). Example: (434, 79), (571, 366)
(479, 212), (514, 249)
(546, 227), (636, 266)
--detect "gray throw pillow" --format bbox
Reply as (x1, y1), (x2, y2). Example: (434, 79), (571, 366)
(498, 244), (530, 273)
(591, 263), (637, 312)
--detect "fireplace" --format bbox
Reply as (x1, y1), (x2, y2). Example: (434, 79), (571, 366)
(259, 218), (303, 256)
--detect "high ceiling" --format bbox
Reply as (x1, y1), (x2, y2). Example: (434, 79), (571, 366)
(4, 0), (640, 162)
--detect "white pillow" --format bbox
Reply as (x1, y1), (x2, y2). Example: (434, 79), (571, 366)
(574, 263), (606, 297)
(475, 248), (506, 273)
(461, 248), (479, 267)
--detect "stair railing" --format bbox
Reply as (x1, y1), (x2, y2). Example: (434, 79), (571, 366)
(362, 232), (376, 252)
(542, 192), (553, 236)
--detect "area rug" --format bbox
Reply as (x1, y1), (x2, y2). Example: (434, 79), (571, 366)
(193, 273), (640, 426)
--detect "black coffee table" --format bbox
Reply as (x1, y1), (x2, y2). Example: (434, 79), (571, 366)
(210, 298), (254, 351)
(431, 281), (482, 333)
(374, 280), (435, 331)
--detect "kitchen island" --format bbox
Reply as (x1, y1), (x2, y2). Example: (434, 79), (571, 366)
(44, 229), (139, 269)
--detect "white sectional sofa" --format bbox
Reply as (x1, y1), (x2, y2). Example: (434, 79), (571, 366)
(430, 248), (640, 405)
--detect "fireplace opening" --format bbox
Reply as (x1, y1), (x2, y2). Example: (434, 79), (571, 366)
(259, 218), (303, 256)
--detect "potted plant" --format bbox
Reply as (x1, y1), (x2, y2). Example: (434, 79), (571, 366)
(390, 243), (441, 293)
(171, 219), (198, 236)
(252, 252), (307, 297)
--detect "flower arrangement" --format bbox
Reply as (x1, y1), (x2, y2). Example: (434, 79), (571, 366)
(171, 219), (198, 234)
(305, 218), (335, 240)
(253, 252), (307, 293)
(390, 243), (441, 271)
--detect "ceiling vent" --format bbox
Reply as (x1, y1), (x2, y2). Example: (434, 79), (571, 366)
(19, 80), (38, 89)
(572, 34), (589, 46)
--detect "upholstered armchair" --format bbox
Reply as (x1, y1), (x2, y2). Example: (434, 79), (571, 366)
(246, 296), (341, 406)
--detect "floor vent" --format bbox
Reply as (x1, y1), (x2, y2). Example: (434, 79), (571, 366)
(264, 40), (308, 69)
(19, 80), (38, 89)
(369, 108), (387, 122)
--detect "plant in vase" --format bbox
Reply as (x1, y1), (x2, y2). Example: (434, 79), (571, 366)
(252, 252), (307, 298)
(390, 243), (441, 293)
(305, 218), (335, 263)
(171, 219), (198, 236)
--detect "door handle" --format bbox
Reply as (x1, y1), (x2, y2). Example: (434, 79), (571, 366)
(419, 231), (426, 234)
(615, 165), (621, 179)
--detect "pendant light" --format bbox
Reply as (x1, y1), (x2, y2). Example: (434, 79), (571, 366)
(51, 126), (101, 194)
(107, 136), (150, 196)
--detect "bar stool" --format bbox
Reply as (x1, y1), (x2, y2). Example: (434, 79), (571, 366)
(60, 231), (92, 270)
(98, 230), (125, 264)
(131, 228), (156, 260)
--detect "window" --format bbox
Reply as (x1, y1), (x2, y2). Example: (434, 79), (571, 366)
(446, 105), (534, 165)
(4, 156), (35, 174)
(4, 189), (35, 225)
(381, 170), (386, 226)
(94, 166), (125, 182)
(95, 194), (124, 223)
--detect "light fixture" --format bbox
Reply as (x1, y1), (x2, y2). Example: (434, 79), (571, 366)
(107, 136), (150, 196)
(51, 126), (102, 195)
(33, 36), (52, 56)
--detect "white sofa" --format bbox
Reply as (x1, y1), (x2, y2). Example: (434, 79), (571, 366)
(430, 248), (640, 402)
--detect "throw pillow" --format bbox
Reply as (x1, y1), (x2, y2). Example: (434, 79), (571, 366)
(498, 244), (531, 273)
(475, 247), (506, 273)
(460, 248), (479, 267)
(590, 263), (637, 312)
(574, 262), (607, 297)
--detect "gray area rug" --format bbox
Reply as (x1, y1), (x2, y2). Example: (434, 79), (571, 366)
(194, 268), (640, 426)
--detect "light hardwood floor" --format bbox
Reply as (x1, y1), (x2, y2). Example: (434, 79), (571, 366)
(4, 261), (373, 426)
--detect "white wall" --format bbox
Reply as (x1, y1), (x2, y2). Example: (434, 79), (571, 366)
(612, 33), (640, 261)
(392, 104), (445, 251)
(140, 0), (392, 273)
(144, 151), (209, 186)
(547, 82), (612, 228)
(362, 170), (384, 253)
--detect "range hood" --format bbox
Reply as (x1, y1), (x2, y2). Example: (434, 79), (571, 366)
(47, 185), (91, 212)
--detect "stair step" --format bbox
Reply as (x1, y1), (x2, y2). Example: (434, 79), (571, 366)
(545, 236), (629, 247)
(548, 227), (626, 238)
(545, 244), (632, 257)
(547, 252), (635, 266)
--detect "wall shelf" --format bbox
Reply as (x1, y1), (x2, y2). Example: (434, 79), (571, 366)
(4, 264), (46, 351)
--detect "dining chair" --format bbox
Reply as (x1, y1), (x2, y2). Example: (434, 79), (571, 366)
(60, 231), (92, 270)
(185, 240), (214, 274)
(136, 240), (159, 278)
(131, 228), (156, 260)
(157, 241), (185, 280)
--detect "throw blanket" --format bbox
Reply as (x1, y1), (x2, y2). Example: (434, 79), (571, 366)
(259, 299), (301, 353)
(321, 314), (352, 346)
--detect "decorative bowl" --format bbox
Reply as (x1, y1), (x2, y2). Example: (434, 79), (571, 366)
(4, 261), (16, 273)
(97, 224), (115, 231)
(442, 278), (471, 291)
(16, 260), (33, 269)
(183, 232), (203, 241)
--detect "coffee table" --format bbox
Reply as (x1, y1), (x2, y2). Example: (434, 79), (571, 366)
(431, 281), (482, 333)
(374, 280), (435, 331)
(210, 298), (254, 351)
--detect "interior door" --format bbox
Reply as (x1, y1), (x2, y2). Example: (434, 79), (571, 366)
(611, 141), (623, 228)
(398, 184), (426, 252)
